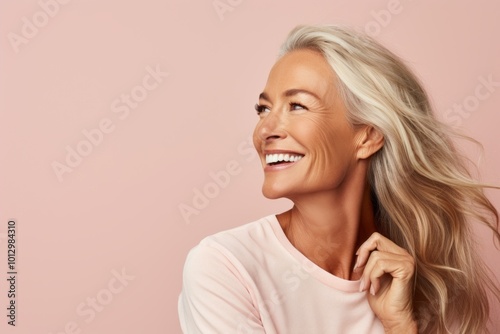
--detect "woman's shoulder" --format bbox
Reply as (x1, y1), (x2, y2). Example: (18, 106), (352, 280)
(183, 214), (280, 275)
(179, 216), (280, 333)
(202, 214), (276, 246)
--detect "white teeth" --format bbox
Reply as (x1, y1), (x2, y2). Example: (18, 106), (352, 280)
(265, 153), (303, 164)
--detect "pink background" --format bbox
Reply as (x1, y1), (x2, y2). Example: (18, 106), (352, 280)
(1, 0), (499, 333)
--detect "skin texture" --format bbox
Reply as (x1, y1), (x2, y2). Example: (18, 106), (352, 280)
(252, 49), (417, 333)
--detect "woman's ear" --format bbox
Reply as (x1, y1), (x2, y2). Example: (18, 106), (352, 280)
(356, 126), (384, 160)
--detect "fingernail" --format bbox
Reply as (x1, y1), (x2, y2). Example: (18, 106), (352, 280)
(359, 279), (365, 292)
(370, 285), (376, 296)
(353, 258), (359, 271)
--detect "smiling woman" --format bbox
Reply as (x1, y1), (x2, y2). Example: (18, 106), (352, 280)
(253, 49), (375, 201)
(178, 24), (500, 334)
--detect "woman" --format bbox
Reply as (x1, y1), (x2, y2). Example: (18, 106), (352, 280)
(178, 25), (500, 333)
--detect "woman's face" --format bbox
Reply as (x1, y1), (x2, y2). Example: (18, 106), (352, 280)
(253, 48), (367, 200)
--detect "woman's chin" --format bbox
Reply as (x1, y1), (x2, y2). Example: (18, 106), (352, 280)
(261, 184), (295, 200)
(262, 186), (283, 200)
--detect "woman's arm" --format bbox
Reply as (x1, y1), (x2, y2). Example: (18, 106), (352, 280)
(178, 242), (266, 334)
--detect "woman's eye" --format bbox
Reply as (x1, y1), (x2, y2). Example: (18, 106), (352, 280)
(254, 104), (270, 115)
(290, 102), (307, 111)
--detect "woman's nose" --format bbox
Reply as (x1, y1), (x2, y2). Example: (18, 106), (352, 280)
(257, 110), (287, 143)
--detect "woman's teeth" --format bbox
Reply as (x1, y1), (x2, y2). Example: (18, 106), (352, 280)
(265, 153), (304, 165)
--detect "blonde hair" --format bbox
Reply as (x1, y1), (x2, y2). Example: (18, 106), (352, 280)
(279, 24), (500, 333)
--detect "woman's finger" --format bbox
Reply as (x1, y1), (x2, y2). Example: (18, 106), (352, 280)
(360, 252), (414, 295)
(354, 232), (410, 272)
(355, 233), (416, 331)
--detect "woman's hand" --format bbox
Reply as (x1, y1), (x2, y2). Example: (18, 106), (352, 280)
(354, 232), (418, 333)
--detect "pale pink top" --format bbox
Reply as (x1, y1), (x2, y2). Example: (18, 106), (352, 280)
(178, 215), (385, 333)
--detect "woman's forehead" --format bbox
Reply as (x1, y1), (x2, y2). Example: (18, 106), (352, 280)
(263, 49), (337, 101)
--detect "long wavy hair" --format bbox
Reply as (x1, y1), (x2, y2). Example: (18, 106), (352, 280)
(279, 24), (500, 333)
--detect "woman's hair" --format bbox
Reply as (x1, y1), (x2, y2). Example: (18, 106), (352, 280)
(279, 24), (500, 333)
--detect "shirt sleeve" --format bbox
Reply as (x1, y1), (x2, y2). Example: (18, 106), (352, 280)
(178, 241), (266, 334)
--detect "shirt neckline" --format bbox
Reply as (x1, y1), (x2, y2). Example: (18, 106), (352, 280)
(266, 214), (362, 293)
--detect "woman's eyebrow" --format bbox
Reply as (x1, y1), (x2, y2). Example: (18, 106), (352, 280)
(259, 89), (320, 101)
(284, 88), (320, 100)
(258, 92), (270, 101)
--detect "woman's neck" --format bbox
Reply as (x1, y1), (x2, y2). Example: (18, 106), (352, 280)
(277, 183), (377, 280)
